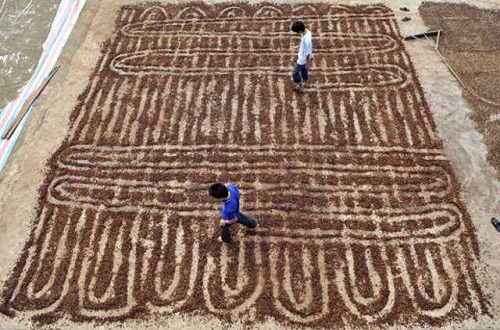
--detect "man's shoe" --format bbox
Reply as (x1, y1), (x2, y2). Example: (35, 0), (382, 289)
(491, 217), (500, 232)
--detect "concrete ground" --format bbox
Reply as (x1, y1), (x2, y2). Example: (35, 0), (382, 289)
(0, 0), (499, 329)
(0, 0), (61, 110)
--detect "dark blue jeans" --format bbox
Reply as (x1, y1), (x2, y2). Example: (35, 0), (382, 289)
(220, 213), (258, 243)
(292, 63), (309, 83)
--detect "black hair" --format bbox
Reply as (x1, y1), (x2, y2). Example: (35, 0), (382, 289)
(291, 21), (306, 33)
(209, 183), (229, 199)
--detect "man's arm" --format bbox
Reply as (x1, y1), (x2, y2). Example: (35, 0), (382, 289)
(220, 218), (237, 226)
(306, 53), (312, 68)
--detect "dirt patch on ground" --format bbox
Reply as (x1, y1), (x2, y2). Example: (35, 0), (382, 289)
(420, 2), (500, 177)
(0, 1), (493, 329)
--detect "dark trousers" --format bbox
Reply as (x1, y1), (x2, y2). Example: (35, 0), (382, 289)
(220, 213), (258, 243)
(292, 63), (309, 83)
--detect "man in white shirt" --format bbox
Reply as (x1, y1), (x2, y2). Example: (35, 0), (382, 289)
(291, 21), (313, 91)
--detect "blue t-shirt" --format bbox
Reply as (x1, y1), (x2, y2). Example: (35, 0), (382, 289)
(221, 184), (240, 221)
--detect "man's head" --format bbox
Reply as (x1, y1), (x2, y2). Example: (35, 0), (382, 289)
(209, 183), (229, 199)
(291, 21), (306, 34)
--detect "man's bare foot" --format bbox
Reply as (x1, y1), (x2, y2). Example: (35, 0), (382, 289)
(217, 236), (223, 243)
(247, 223), (259, 232)
(292, 83), (302, 91)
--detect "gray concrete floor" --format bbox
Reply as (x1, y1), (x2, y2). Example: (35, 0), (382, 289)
(0, 0), (61, 110)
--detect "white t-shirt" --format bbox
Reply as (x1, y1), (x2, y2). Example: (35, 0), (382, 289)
(297, 29), (313, 65)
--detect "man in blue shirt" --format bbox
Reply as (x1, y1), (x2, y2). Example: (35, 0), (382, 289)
(209, 183), (259, 243)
